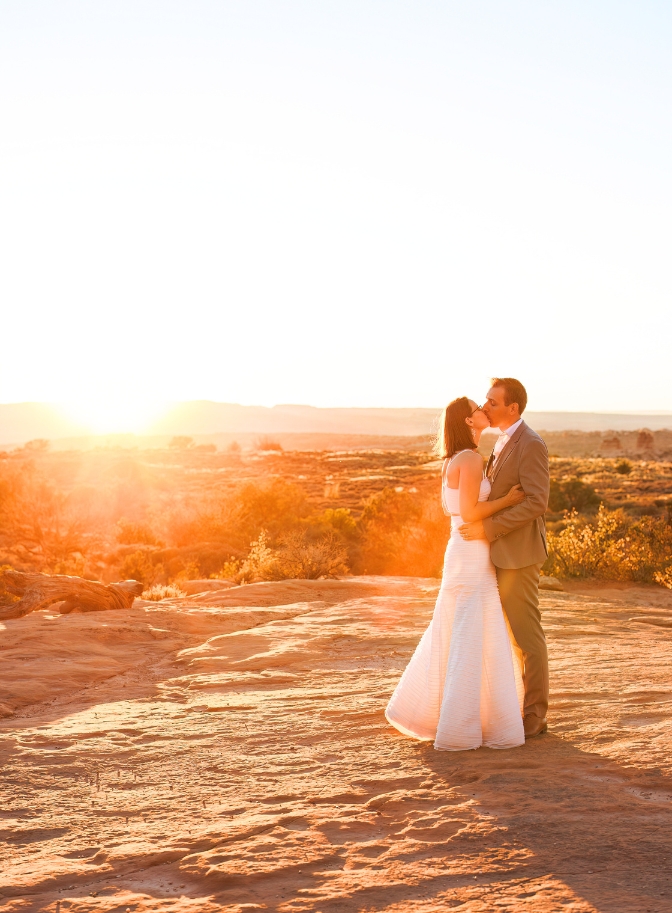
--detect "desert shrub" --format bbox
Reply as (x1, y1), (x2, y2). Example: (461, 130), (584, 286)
(24, 439), (50, 452)
(163, 503), (227, 549)
(311, 507), (358, 539)
(171, 561), (201, 582)
(356, 488), (420, 574)
(255, 437), (283, 452)
(545, 507), (626, 578)
(211, 560), (241, 581)
(629, 504), (659, 517)
(52, 555), (87, 576)
(615, 459), (632, 475)
(235, 531), (279, 583)
(355, 487), (447, 577)
(142, 583), (186, 601)
(225, 529), (349, 583)
(169, 436), (194, 450)
(169, 546), (239, 580)
(0, 464), (100, 573)
(194, 443), (217, 453)
(545, 505), (672, 583)
(232, 479), (309, 544)
(116, 518), (161, 546)
(655, 566), (672, 589)
(297, 507), (359, 564)
(548, 478), (601, 514)
(227, 441), (241, 453)
(118, 549), (164, 586)
(163, 479), (308, 552)
(274, 530), (348, 579)
(623, 515), (672, 582)
(162, 492), (245, 550)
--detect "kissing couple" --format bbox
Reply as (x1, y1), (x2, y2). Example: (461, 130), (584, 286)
(386, 377), (550, 750)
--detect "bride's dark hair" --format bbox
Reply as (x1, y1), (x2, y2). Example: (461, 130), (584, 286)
(434, 397), (478, 459)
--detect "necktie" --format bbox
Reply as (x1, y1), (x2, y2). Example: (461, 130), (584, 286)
(492, 433), (508, 464)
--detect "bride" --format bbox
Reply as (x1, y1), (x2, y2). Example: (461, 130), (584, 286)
(386, 397), (526, 750)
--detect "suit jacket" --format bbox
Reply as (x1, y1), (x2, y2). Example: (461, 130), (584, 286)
(482, 421), (549, 569)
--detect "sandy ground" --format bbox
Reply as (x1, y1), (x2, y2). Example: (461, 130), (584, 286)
(1, 577), (672, 913)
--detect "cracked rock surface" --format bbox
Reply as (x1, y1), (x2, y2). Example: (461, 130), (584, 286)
(1, 576), (672, 912)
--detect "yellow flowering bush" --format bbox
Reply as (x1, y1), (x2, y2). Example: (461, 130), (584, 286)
(546, 504), (672, 583)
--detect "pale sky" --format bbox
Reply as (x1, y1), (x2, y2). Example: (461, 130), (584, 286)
(1, 1), (671, 432)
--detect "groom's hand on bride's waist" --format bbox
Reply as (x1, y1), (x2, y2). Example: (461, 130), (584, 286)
(459, 520), (487, 540)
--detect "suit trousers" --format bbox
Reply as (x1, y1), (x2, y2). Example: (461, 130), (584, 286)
(496, 563), (549, 720)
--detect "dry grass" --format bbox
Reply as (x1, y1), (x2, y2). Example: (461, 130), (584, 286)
(141, 583), (187, 601)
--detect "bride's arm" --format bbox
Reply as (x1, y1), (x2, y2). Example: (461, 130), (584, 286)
(458, 453), (525, 521)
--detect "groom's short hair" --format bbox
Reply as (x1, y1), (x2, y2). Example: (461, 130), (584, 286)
(491, 377), (527, 414)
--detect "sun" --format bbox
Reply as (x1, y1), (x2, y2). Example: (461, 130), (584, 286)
(58, 396), (171, 436)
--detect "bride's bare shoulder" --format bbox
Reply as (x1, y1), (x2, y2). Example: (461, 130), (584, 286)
(452, 449), (483, 474)
(453, 449), (482, 464)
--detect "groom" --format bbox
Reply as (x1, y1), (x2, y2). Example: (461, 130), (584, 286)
(460, 377), (550, 739)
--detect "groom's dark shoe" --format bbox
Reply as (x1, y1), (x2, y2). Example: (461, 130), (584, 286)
(524, 714), (548, 739)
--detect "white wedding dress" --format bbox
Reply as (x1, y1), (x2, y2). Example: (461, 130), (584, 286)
(386, 456), (525, 750)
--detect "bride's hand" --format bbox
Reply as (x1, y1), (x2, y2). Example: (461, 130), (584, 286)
(504, 484), (525, 507)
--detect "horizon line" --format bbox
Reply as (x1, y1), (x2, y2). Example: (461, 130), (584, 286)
(1, 400), (672, 416)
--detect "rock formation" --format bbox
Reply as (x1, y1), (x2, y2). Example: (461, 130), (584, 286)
(0, 569), (142, 621)
(636, 429), (655, 451)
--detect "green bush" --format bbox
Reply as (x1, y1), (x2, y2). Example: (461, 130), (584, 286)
(221, 528), (349, 583)
(315, 507), (358, 539)
(118, 549), (164, 586)
(274, 530), (348, 580)
(116, 518), (161, 546)
(548, 478), (601, 514)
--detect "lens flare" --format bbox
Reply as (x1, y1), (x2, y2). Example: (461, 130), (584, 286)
(57, 397), (170, 435)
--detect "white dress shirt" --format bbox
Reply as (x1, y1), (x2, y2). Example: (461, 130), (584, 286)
(492, 418), (524, 465)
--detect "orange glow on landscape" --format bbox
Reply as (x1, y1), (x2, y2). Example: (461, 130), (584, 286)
(58, 397), (171, 436)
(2, 5), (672, 913)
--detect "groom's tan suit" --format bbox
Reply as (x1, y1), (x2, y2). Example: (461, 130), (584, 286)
(483, 421), (550, 721)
